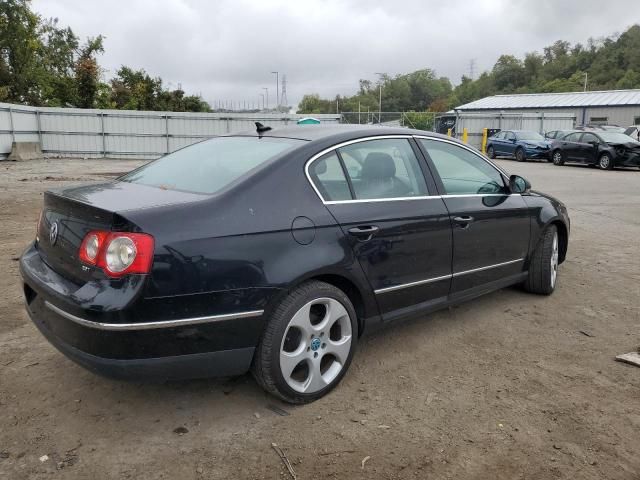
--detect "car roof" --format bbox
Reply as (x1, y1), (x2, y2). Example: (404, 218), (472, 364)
(230, 123), (453, 143)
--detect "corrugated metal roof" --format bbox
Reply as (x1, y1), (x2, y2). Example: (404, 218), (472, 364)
(456, 89), (640, 110)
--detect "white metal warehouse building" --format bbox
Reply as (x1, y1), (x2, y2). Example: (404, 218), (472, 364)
(455, 89), (640, 128)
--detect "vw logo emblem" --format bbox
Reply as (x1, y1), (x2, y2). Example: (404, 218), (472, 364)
(49, 221), (59, 246)
(310, 337), (321, 352)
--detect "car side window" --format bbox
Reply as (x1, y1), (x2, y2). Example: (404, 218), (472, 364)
(419, 139), (508, 195)
(565, 132), (582, 142)
(493, 132), (504, 140)
(308, 152), (351, 201)
(581, 133), (599, 144)
(338, 139), (429, 200)
(505, 132), (516, 141)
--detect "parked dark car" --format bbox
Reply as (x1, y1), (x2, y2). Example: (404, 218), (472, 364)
(21, 125), (570, 403)
(549, 130), (640, 169)
(486, 130), (552, 162)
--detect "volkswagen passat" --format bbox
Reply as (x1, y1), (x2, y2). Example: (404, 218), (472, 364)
(21, 125), (570, 404)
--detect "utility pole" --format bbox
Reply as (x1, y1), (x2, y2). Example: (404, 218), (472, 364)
(272, 72), (279, 109)
(259, 93), (265, 110)
(375, 72), (385, 124)
(469, 59), (476, 80)
(263, 88), (269, 110)
(584, 72), (588, 92)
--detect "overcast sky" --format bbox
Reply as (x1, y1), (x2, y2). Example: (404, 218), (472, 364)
(32, 0), (640, 109)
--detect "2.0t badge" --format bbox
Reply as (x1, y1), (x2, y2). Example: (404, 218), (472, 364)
(49, 221), (59, 246)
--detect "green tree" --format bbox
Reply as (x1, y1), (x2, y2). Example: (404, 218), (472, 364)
(75, 36), (104, 108)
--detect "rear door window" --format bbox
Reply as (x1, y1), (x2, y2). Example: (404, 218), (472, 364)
(338, 139), (429, 200)
(308, 152), (351, 201)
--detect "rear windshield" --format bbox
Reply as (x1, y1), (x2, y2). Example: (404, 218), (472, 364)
(120, 136), (303, 194)
(516, 131), (544, 141)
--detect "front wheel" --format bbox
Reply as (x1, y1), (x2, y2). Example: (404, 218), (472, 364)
(552, 150), (565, 166)
(523, 225), (559, 295)
(515, 147), (526, 162)
(487, 145), (496, 159)
(252, 281), (357, 404)
(599, 153), (613, 170)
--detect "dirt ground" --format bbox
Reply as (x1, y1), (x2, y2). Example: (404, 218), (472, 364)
(0, 156), (639, 480)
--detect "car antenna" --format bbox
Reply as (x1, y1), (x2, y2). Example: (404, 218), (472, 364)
(255, 122), (272, 134)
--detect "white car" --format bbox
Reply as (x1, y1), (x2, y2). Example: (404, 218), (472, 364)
(624, 126), (640, 141)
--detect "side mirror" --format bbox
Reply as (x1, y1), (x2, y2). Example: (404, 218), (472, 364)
(509, 175), (531, 194)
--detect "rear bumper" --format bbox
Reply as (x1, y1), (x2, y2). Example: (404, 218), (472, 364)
(27, 302), (255, 380)
(20, 242), (273, 380)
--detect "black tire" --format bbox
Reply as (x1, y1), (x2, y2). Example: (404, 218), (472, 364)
(598, 152), (613, 170)
(551, 150), (565, 166)
(487, 145), (496, 159)
(523, 225), (559, 295)
(251, 281), (358, 404)
(515, 147), (526, 162)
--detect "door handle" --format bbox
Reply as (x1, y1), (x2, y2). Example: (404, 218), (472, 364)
(348, 225), (379, 242)
(453, 216), (474, 228)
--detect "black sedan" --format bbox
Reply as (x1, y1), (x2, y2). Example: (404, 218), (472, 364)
(550, 130), (640, 169)
(21, 125), (570, 404)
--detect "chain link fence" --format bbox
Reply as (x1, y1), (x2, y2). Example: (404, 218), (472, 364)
(340, 112), (437, 131)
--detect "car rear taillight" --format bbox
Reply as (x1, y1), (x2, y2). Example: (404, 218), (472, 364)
(78, 230), (154, 278)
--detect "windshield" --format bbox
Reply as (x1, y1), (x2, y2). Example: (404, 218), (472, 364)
(120, 136), (303, 194)
(516, 131), (544, 141)
(598, 132), (639, 144)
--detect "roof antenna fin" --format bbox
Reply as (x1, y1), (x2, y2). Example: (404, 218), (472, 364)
(255, 122), (272, 134)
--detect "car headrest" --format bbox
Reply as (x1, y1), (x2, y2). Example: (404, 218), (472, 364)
(313, 158), (328, 175)
(361, 152), (395, 180)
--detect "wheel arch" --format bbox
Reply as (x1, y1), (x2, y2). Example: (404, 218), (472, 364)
(261, 269), (376, 339)
(540, 219), (568, 264)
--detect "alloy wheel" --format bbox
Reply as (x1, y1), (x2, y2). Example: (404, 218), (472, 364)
(553, 151), (563, 165)
(279, 298), (353, 394)
(599, 154), (611, 169)
(550, 232), (559, 288)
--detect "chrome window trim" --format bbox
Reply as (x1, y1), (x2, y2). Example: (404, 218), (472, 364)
(304, 135), (421, 205)
(44, 300), (264, 331)
(325, 195), (441, 205)
(374, 258), (524, 295)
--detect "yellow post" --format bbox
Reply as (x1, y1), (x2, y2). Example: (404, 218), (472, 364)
(446, 128), (452, 137)
(481, 128), (488, 154)
(462, 128), (468, 144)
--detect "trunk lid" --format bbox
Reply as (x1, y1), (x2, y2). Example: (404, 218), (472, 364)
(37, 181), (206, 283)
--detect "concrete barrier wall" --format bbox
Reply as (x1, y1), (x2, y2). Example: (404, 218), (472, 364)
(0, 103), (340, 159)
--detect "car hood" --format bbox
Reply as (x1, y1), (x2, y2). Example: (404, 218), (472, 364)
(607, 141), (640, 149)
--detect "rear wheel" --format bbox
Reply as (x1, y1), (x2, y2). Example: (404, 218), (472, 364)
(598, 153), (613, 170)
(252, 281), (357, 404)
(524, 225), (559, 295)
(487, 145), (496, 159)
(515, 147), (526, 162)
(552, 150), (565, 166)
